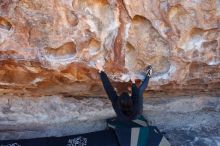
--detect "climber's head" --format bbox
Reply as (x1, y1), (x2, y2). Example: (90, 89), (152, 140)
(118, 92), (133, 117)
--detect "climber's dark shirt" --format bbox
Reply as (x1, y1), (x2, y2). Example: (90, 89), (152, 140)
(99, 71), (150, 122)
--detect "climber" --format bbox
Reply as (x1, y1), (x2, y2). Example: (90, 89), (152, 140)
(96, 62), (152, 123)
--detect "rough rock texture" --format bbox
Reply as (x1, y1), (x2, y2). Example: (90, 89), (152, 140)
(0, 0), (219, 96)
(0, 95), (220, 146)
(0, 1), (220, 145)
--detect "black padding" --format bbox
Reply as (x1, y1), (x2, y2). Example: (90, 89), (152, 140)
(0, 129), (119, 146)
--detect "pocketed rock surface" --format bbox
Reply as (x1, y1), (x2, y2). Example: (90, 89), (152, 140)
(0, 0), (219, 96)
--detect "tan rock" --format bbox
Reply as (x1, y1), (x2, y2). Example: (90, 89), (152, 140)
(0, 0), (219, 97)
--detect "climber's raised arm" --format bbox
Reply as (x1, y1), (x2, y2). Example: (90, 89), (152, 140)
(139, 65), (152, 96)
(96, 62), (117, 102)
(99, 71), (118, 101)
(131, 74), (138, 100)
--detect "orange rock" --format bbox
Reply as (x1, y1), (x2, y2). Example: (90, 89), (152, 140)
(0, 0), (219, 97)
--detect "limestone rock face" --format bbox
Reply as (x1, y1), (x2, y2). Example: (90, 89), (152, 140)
(0, 0), (220, 96)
